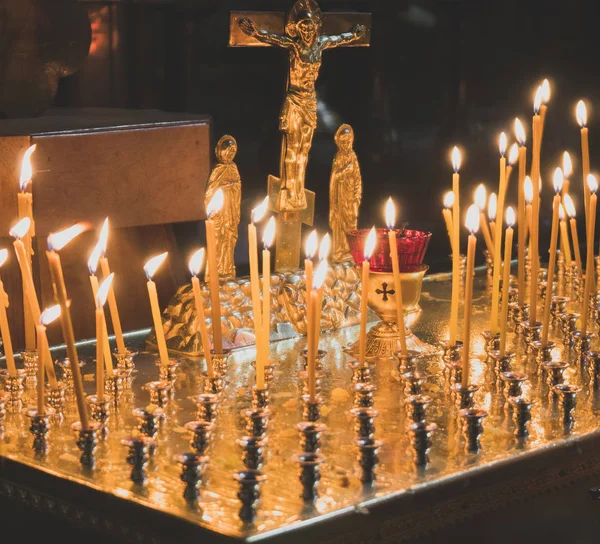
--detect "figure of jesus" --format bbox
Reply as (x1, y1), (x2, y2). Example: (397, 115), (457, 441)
(238, 0), (365, 212)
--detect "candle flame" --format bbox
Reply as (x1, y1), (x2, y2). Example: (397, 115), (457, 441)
(262, 216), (276, 249)
(505, 206), (516, 228)
(515, 118), (526, 146)
(577, 100), (588, 127)
(553, 167), (564, 193)
(474, 184), (487, 211)
(524, 176), (534, 204)
(541, 79), (551, 104)
(508, 143), (519, 166)
(443, 191), (455, 209)
(144, 252), (168, 280)
(39, 304), (61, 326)
(251, 196), (269, 224)
(364, 227), (377, 260)
(188, 248), (205, 277)
(305, 230), (318, 259)
(0, 249), (8, 268)
(47, 223), (87, 252)
(465, 204), (480, 234)
(488, 192), (497, 222)
(312, 259), (328, 290)
(385, 197), (396, 229)
(9, 217), (31, 240)
(87, 240), (102, 275)
(562, 151), (573, 179)
(587, 174), (598, 194)
(499, 132), (507, 156)
(99, 218), (109, 257)
(318, 233), (331, 261)
(96, 273), (114, 309)
(534, 86), (543, 114)
(19, 144), (37, 191)
(564, 194), (576, 218)
(559, 203), (566, 221)
(206, 188), (224, 218)
(451, 146), (461, 172)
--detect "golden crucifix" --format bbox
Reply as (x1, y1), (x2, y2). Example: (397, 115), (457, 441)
(229, 0), (371, 271)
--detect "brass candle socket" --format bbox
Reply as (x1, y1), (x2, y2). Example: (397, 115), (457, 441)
(211, 348), (232, 376)
(509, 397), (532, 440)
(192, 393), (219, 422)
(395, 349), (421, 373)
(176, 452), (208, 504)
(123, 435), (155, 485)
(511, 304), (530, 334)
(347, 360), (371, 383)
(353, 383), (377, 408)
(251, 360), (278, 387)
(57, 358), (85, 391)
(72, 421), (101, 468)
(301, 349), (326, 372)
(158, 360), (179, 388)
(405, 394), (432, 424)
(481, 331), (501, 355)
(401, 370), (425, 396)
(460, 409), (488, 454)
(206, 375), (225, 395)
(501, 371), (528, 398)
(0, 369), (26, 407)
(575, 332), (595, 357)
(443, 360), (463, 385)
(133, 406), (164, 441)
(488, 350), (515, 374)
(542, 361), (568, 389)
(143, 380), (172, 409)
(245, 408), (270, 438)
(0, 392), (8, 438)
(350, 407), (378, 440)
(522, 321), (542, 349)
(46, 382), (66, 423)
(86, 395), (110, 436)
(301, 394), (324, 423)
(560, 313), (580, 344)
(104, 369), (131, 402)
(408, 421), (437, 468)
(299, 370), (324, 397)
(293, 452), (323, 503)
(185, 420), (213, 455)
(25, 407), (54, 454)
(115, 349), (135, 371)
(550, 296), (569, 323)
(21, 350), (38, 387)
(297, 421), (326, 453)
(234, 469), (267, 523)
(530, 341), (555, 365)
(553, 384), (581, 433)
(442, 340), (463, 364)
(453, 383), (479, 410)
(251, 387), (270, 410)
(584, 350), (600, 387)
(238, 436), (268, 470)
(356, 438), (382, 484)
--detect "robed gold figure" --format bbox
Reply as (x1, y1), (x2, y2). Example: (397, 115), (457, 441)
(204, 135), (242, 278)
(329, 124), (362, 262)
(238, 0), (365, 212)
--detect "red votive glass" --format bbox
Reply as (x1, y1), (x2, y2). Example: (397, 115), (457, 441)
(346, 228), (432, 273)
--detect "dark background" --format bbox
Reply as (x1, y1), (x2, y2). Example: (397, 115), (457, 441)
(55, 0), (600, 273)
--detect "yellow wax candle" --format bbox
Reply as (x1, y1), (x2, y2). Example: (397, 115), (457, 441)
(491, 133), (507, 335)
(205, 189), (224, 354)
(305, 229), (318, 301)
(530, 88), (543, 324)
(576, 101), (590, 224)
(359, 228), (377, 363)
(308, 260), (328, 400)
(386, 198), (408, 355)
(462, 205), (480, 387)
(541, 173), (563, 346)
(564, 195), (583, 275)
(474, 184), (494, 257)
(0, 250), (16, 377)
(442, 192), (455, 254)
(449, 147), (461, 346)
(515, 118), (527, 306)
(46, 224), (89, 430)
(36, 323), (46, 413)
(190, 248), (213, 377)
(94, 274), (113, 400)
(261, 217), (275, 385)
(488, 192), (497, 247)
(10, 219), (57, 387)
(143, 252), (170, 366)
(539, 79), (550, 146)
(506, 143), (519, 189)
(582, 175), (598, 335)
(559, 206), (573, 265)
(500, 208), (515, 356)
(88, 268), (114, 376)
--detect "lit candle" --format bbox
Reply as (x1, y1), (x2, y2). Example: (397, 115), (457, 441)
(462, 205), (480, 387)
(558, 204), (573, 265)
(17, 144), (37, 351)
(449, 147), (461, 347)
(474, 184), (494, 257)
(539, 79), (551, 145)
(248, 197), (268, 376)
(307, 260), (328, 400)
(0, 250), (17, 377)
(581, 174), (598, 335)
(488, 192), (497, 246)
(97, 219), (126, 355)
(36, 306), (60, 415)
(524, 177), (534, 243)
(143, 252), (170, 367)
(9, 218), (58, 388)
(515, 118), (527, 306)
(442, 192), (455, 254)
(562, 151), (573, 199)
(87, 241), (114, 377)
(189, 248), (213, 378)
(559, 152), (573, 263)
(506, 143), (519, 188)
(386, 198), (408, 356)
(205, 188), (225, 354)
(541, 169), (563, 346)
(359, 227), (377, 363)
(260, 216), (276, 389)
(577, 100), (590, 224)
(490, 132), (508, 336)
(305, 230), (318, 303)
(499, 207), (515, 356)
(564, 194), (583, 275)
(530, 87), (543, 325)
(95, 274), (113, 401)
(46, 224), (89, 429)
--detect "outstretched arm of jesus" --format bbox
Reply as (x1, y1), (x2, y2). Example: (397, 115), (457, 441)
(238, 18), (294, 48)
(320, 24), (366, 49)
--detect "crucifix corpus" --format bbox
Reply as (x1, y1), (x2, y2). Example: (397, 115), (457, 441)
(229, 0), (371, 271)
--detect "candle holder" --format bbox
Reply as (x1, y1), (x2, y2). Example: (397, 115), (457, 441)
(522, 321), (542, 349)
(542, 361), (568, 389)
(0, 369), (26, 407)
(299, 370), (324, 397)
(405, 394), (432, 423)
(538, 281), (547, 305)
(72, 421), (101, 468)
(453, 383), (479, 409)
(482, 249), (493, 281)
(509, 397), (532, 439)
(408, 421), (437, 468)
(57, 358), (85, 390)
(211, 348), (232, 375)
(584, 351), (600, 387)
(104, 369), (130, 402)
(302, 349), (326, 371)
(442, 340), (463, 364)
(206, 375), (225, 396)
(46, 382), (67, 423)
(301, 394), (324, 422)
(0, 392), (8, 438)
(297, 421), (326, 453)
(460, 408), (488, 454)
(21, 350), (38, 387)
(481, 331), (501, 355)
(501, 371), (528, 398)
(293, 452), (323, 503)
(553, 384), (581, 432)
(531, 341), (555, 365)
(158, 360), (179, 388)
(443, 360), (462, 385)
(25, 407), (53, 454)
(575, 332), (595, 357)
(251, 360), (278, 387)
(143, 380), (172, 409)
(350, 407), (378, 440)
(560, 313), (581, 347)
(395, 349), (421, 373)
(511, 304), (530, 334)
(123, 435), (155, 485)
(193, 393), (219, 423)
(347, 360), (371, 383)
(245, 408), (270, 438)
(185, 420), (213, 455)
(238, 436), (268, 470)
(176, 452), (208, 503)
(488, 350), (514, 374)
(86, 395), (110, 436)
(251, 387), (270, 410)
(401, 370), (425, 396)
(133, 406), (164, 441)
(115, 349), (136, 371)
(234, 469), (267, 523)
(353, 383), (377, 408)
(356, 438), (382, 484)
(550, 296), (569, 323)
